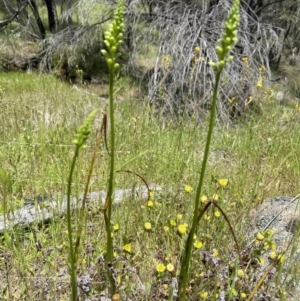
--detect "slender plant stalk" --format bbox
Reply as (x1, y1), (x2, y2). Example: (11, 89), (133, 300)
(178, 1), (240, 298)
(74, 114), (107, 264)
(101, 1), (124, 295)
(66, 110), (97, 301)
(178, 71), (222, 299)
(66, 150), (79, 301)
(104, 67), (116, 293)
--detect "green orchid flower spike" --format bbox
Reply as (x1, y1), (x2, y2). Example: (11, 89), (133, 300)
(101, 1), (124, 72)
(67, 109), (97, 301)
(209, 0), (240, 70)
(73, 109), (97, 152)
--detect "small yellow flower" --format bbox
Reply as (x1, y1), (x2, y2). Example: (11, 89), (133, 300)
(214, 210), (221, 218)
(167, 263), (175, 272)
(201, 195), (208, 204)
(269, 251), (277, 259)
(200, 291), (208, 299)
(164, 226), (169, 232)
(147, 200), (154, 207)
(265, 228), (273, 236)
(256, 232), (265, 241)
(259, 65), (266, 72)
(113, 223), (119, 231)
(212, 194), (218, 201)
(230, 288), (238, 296)
(257, 77), (263, 88)
(204, 214), (211, 221)
(193, 241), (203, 249)
(113, 251), (118, 257)
(263, 242), (269, 250)
(237, 269), (244, 277)
(176, 214), (183, 220)
(123, 244), (132, 253)
(184, 185), (192, 193)
(178, 224), (187, 235)
(194, 46), (201, 54)
(212, 248), (219, 258)
(144, 222), (152, 231)
(240, 292), (247, 299)
(258, 257), (265, 264)
(218, 179), (228, 187)
(163, 284), (168, 290)
(156, 263), (166, 273)
(271, 243), (276, 250)
(170, 219), (177, 227)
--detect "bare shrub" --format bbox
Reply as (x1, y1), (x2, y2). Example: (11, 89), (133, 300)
(126, 0), (284, 122)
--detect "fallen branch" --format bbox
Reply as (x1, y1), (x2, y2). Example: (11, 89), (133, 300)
(0, 184), (162, 233)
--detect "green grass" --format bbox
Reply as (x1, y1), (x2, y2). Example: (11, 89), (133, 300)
(1, 69), (300, 300)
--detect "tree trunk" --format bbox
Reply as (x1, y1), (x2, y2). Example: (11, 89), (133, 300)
(44, 0), (57, 33)
(29, 0), (46, 39)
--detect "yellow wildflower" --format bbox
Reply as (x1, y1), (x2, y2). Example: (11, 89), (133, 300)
(144, 222), (152, 231)
(176, 214), (183, 220)
(240, 292), (247, 299)
(230, 288), (238, 296)
(212, 194), (218, 201)
(237, 269), (244, 277)
(269, 251), (277, 259)
(194, 46), (201, 54)
(257, 77), (263, 88)
(218, 179), (228, 187)
(123, 244), (132, 253)
(258, 257), (265, 264)
(147, 200), (154, 207)
(113, 223), (119, 231)
(259, 65), (266, 72)
(178, 224), (187, 235)
(170, 219), (177, 227)
(184, 185), (192, 193)
(214, 210), (221, 218)
(256, 232), (265, 241)
(200, 291), (208, 299)
(193, 241), (203, 249)
(201, 195), (208, 204)
(204, 214), (210, 221)
(212, 248), (219, 258)
(156, 263), (166, 273)
(167, 263), (175, 272)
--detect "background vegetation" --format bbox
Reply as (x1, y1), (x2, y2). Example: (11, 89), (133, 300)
(0, 0), (300, 300)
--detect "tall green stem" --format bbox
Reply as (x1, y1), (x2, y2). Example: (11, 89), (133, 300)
(67, 149), (79, 301)
(66, 109), (97, 301)
(105, 68), (116, 293)
(178, 70), (222, 300)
